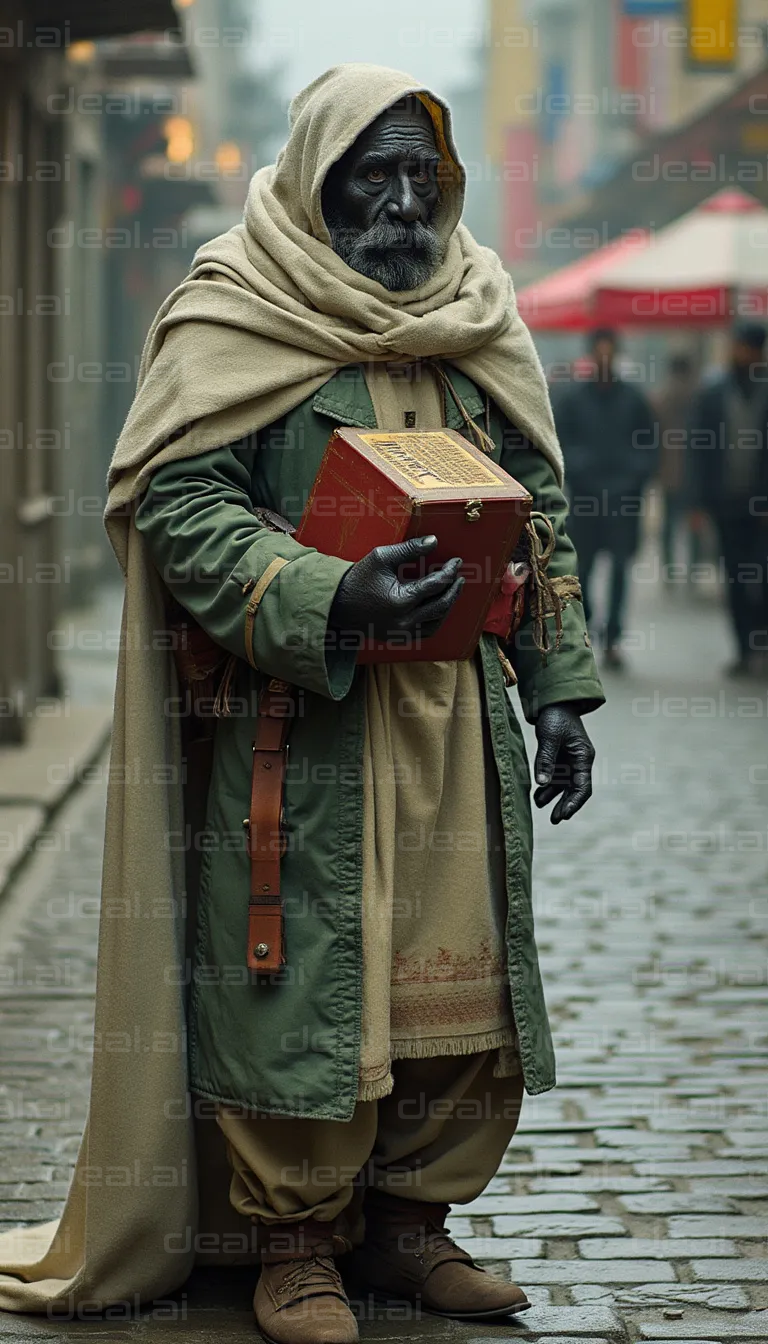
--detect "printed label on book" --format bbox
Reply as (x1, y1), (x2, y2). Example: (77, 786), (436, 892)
(357, 431), (500, 491)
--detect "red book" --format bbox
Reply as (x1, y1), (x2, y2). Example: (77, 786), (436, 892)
(295, 427), (531, 662)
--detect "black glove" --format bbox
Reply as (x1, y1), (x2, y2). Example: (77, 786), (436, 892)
(328, 535), (464, 642)
(533, 703), (595, 824)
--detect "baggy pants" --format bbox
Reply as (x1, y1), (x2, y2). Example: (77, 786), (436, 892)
(567, 509), (641, 645)
(216, 1052), (524, 1230)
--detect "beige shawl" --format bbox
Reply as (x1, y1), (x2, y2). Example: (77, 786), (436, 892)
(0, 62), (559, 1312)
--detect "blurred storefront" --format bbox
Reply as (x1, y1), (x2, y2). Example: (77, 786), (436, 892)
(0, 0), (179, 742)
(0, 0), (283, 743)
(99, 0), (284, 452)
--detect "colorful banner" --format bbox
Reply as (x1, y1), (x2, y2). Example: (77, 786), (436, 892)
(686, 0), (737, 70)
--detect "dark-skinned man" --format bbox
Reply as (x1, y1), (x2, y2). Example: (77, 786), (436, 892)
(0, 66), (604, 1344)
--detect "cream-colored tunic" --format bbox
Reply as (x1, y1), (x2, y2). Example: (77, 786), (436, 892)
(358, 363), (516, 1100)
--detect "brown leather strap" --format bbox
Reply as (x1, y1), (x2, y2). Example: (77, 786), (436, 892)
(246, 677), (295, 974)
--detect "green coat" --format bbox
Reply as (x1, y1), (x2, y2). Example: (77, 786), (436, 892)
(135, 364), (604, 1119)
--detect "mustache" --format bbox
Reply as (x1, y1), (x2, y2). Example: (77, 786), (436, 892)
(326, 210), (444, 291)
(330, 212), (441, 259)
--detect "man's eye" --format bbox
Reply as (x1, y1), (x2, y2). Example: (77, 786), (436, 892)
(366, 169), (387, 183)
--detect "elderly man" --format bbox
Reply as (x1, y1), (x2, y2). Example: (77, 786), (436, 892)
(0, 66), (603, 1343)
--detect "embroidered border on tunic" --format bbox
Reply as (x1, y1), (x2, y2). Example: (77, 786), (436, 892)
(390, 980), (512, 1034)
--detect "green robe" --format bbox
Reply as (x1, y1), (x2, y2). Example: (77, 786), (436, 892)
(135, 364), (604, 1119)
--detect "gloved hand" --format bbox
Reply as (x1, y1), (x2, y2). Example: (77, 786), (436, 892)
(328, 535), (464, 642)
(533, 703), (595, 824)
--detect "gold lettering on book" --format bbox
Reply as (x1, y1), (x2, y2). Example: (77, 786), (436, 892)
(358, 431), (499, 490)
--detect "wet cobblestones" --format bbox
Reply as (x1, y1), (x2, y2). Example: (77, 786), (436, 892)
(0, 591), (767, 1340)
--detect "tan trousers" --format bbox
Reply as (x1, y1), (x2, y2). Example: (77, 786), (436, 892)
(216, 1052), (523, 1229)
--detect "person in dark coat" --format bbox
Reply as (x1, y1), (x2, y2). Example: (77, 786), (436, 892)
(651, 352), (697, 572)
(688, 322), (768, 676)
(553, 329), (657, 668)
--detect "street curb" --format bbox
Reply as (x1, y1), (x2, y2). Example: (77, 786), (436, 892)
(0, 709), (113, 908)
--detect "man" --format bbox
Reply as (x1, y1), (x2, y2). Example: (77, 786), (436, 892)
(688, 322), (768, 676)
(0, 66), (603, 1341)
(554, 329), (656, 668)
(651, 352), (697, 573)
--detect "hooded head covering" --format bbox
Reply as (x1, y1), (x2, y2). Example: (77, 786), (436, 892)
(106, 62), (562, 564)
(271, 65), (463, 244)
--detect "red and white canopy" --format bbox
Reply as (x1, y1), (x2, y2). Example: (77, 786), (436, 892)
(517, 191), (768, 330)
(595, 189), (768, 326)
(515, 231), (649, 331)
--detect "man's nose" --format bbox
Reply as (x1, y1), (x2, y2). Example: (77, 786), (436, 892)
(387, 172), (420, 224)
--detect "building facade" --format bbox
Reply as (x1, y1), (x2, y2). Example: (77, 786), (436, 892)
(0, 0), (284, 744)
(0, 1), (175, 741)
(487, 0), (768, 269)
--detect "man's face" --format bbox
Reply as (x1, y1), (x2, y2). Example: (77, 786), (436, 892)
(322, 98), (444, 291)
(591, 337), (616, 378)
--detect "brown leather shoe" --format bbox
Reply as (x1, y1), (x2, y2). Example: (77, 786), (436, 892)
(355, 1190), (530, 1320)
(255, 1219), (359, 1344)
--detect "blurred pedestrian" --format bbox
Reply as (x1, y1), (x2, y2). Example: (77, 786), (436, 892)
(688, 322), (768, 676)
(651, 352), (698, 573)
(554, 329), (657, 669)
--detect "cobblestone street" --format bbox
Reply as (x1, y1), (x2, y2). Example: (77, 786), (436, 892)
(1, 575), (767, 1342)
